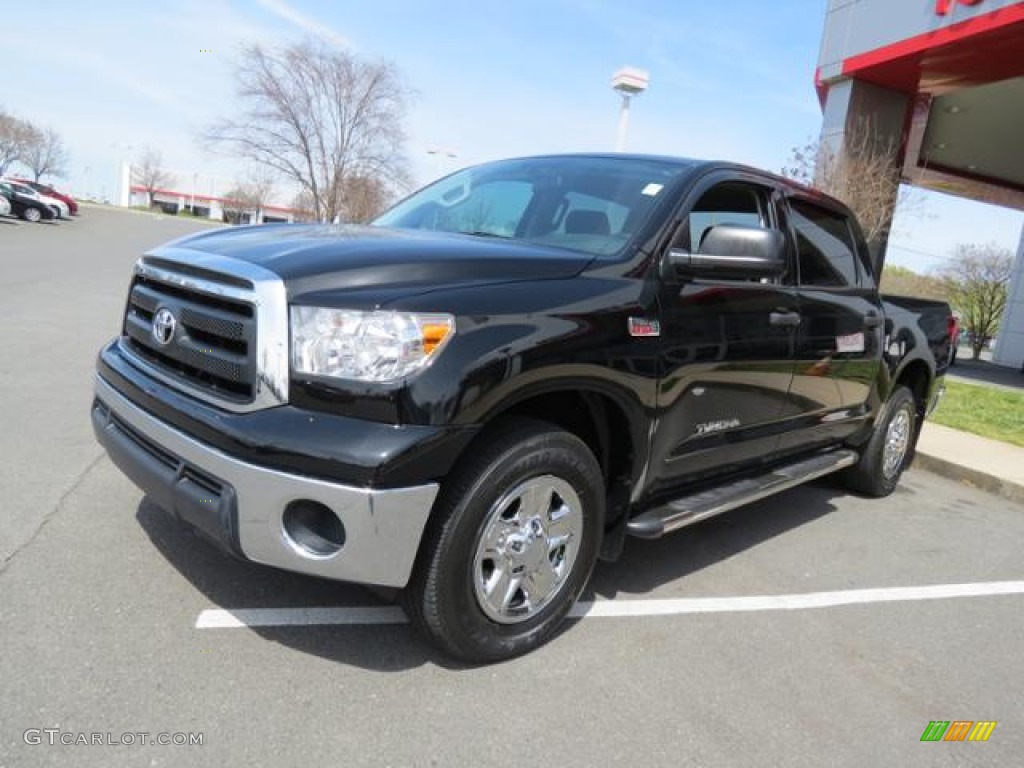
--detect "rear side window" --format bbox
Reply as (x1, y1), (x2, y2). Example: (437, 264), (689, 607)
(790, 199), (859, 287)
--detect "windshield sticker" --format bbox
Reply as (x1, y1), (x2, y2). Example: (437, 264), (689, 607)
(641, 183), (664, 196)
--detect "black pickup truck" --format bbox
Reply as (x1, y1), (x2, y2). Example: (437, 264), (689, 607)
(92, 154), (951, 661)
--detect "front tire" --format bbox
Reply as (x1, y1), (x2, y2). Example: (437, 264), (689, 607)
(22, 206), (42, 223)
(403, 418), (604, 663)
(843, 386), (917, 497)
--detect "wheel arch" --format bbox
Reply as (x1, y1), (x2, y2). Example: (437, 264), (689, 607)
(893, 358), (932, 422)
(494, 387), (637, 488)
(446, 380), (648, 554)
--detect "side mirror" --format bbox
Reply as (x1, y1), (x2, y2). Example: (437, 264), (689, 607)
(669, 224), (786, 279)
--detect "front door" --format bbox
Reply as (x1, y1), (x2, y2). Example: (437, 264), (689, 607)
(648, 176), (799, 499)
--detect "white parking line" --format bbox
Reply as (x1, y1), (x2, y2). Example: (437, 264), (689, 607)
(195, 580), (1024, 628)
(569, 580), (1024, 617)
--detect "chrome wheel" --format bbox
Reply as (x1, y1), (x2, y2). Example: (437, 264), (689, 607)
(23, 207), (41, 223)
(472, 475), (583, 624)
(882, 405), (912, 479)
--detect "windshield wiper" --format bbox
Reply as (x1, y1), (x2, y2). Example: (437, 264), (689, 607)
(459, 230), (512, 239)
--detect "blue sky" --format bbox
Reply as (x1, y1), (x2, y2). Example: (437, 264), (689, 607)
(5, 0), (1021, 271)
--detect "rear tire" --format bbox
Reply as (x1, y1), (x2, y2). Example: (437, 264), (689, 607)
(843, 386), (917, 497)
(22, 206), (41, 223)
(403, 418), (604, 663)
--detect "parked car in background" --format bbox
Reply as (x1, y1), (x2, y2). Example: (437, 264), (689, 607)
(10, 177), (78, 215)
(1, 179), (69, 220)
(0, 181), (56, 222)
(0, 185), (11, 217)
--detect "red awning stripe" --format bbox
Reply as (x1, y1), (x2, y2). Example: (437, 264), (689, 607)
(841, 4), (1024, 78)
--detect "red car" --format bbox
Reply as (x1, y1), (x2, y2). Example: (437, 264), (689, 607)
(10, 178), (78, 215)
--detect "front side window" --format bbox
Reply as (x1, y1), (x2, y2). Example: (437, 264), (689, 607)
(374, 156), (690, 258)
(790, 199), (859, 287)
(682, 182), (767, 253)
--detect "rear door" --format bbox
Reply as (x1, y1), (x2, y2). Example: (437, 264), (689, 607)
(648, 174), (799, 497)
(778, 195), (884, 452)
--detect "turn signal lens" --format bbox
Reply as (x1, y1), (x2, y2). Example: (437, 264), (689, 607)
(421, 321), (454, 355)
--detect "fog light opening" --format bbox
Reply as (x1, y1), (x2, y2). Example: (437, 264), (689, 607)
(282, 500), (346, 558)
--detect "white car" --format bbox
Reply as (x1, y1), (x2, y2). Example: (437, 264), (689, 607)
(1, 179), (70, 219)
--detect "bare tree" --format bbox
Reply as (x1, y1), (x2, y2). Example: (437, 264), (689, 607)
(20, 126), (69, 181)
(243, 167), (275, 221)
(203, 40), (410, 223)
(221, 186), (250, 225)
(338, 174), (390, 222)
(0, 110), (33, 176)
(782, 120), (918, 258)
(939, 243), (1014, 360)
(290, 190), (316, 222)
(222, 168), (276, 224)
(132, 147), (171, 207)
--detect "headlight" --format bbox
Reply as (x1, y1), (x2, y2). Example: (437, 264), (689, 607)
(290, 307), (455, 383)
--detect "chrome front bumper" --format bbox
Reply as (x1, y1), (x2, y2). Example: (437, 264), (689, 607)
(92, 375), (439, 588)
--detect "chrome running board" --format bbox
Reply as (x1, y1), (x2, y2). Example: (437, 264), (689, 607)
(626, 450), (858, 539)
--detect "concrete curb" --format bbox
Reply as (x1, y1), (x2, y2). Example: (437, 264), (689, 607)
(913, 451), (1024, 506)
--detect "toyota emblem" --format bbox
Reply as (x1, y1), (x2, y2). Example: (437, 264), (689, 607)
(152, 307), (177, 346)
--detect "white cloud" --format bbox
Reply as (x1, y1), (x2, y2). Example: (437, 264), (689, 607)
(253, 0), (350, 47)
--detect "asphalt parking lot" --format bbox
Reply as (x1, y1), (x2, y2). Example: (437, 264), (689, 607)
(2, 207), (1023, 767)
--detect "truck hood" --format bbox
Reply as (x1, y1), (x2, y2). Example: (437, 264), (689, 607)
(159, 224), (594, 304)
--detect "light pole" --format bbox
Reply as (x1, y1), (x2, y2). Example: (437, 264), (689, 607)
(611, 67), (650, 152)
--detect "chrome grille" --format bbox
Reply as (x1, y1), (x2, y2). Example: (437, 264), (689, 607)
(118, 250), (289, 412)
(124, 275), (256, 400)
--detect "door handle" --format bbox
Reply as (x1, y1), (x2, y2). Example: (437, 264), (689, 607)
(864, 313), (883, 329)
(770, 310), (801, 327)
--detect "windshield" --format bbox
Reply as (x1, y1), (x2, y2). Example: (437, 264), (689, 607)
(373, 156), (687, 258)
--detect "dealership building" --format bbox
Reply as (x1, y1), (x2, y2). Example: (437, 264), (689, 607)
(816, 0), (1024, 368)
(116, 162), (298, 224)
